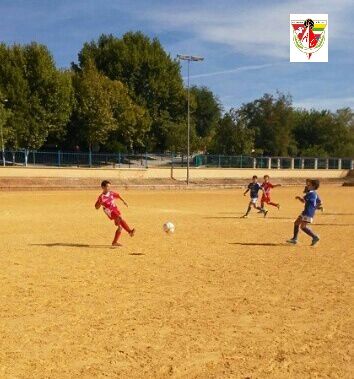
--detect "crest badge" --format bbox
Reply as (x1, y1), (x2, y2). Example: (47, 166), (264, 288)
(290, 14), (328, 62)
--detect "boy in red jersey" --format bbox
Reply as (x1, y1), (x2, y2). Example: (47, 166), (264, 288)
(95, 180), (135, 246)
(260, 175), (281, 211)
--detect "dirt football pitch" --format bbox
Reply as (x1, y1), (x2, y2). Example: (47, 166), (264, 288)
(0, 185), (353, 378)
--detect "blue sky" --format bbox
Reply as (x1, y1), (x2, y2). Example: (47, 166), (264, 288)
(1, 0), (353, 111)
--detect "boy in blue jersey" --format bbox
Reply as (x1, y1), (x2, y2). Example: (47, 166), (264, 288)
(304, 178), (324, 212)
(242, 175), (268, 218)
(287, 179), (321, 246)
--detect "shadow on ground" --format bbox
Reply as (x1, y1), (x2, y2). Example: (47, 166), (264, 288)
(315, 223), (354, 226)
(206, 216), (294, 220)
(31, 243), (147, 254)
(31, 243), (116, 249)
(320, 213), (354, 216)
(229, 242), (289, 247)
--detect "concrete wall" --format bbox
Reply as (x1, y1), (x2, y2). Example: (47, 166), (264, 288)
(0, 166), (349, 180)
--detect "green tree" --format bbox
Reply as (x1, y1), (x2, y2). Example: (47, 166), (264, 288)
(0, 91), (11, 154)
(72, 61), (116, 150)
(335, 108), (354, 156)
(75, 32), (186, 150)
(0, 42), (73, 149)
(165, 118), (199, 153)
(238, 92), (295, 156)
(293, 108), (354, 157)
(71, 60), (150, 151)
(190, 86), (222, 151)
(210, 110), (255, 155)
(107, 79), (151, 151)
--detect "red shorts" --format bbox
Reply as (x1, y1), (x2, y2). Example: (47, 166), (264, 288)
(103, 207), (121, 220)
(261, 195), (271, 203)
(110, 210), (121, 220)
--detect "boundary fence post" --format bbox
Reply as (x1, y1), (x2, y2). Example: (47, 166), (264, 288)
(25, 149), (28, 167)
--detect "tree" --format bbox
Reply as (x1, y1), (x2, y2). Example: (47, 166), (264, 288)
(71, 60), (150, 151)
(238, 92), (295, 156)
(72, 61), (116, 150)
(0, 42), (73, 149)
(0, 90), (11, 153)
(1, 37), (353, 157)
(75, 32), (186, 150)
(165, 118), (199, 153)
(107, 79), (151, 151)
(293, 108), (354, 157)
(210, 110), (255, 155)
(335, 108), (354, 156)
(190, 86), (222, 151)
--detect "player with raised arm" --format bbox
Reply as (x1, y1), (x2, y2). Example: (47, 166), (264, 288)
(242, 175), (268, 218)
(287, 179), (321, 246)
(304, 178), (324, 211)
(95, 180), (135, 246)
(260, 175), (281, 211)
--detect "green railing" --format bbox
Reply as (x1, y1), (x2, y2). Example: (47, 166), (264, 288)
(0, 150), (353, 170)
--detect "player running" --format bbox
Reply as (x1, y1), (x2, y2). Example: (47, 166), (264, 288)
(287, 179), (321, 246)
(95, 180), (135, 246)
(304, 178), (324, 212)
(242, 175), (267, 218)
(260, 175), (281, 211)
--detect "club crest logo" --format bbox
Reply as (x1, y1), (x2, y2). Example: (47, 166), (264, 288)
(290, 14), (328, 62)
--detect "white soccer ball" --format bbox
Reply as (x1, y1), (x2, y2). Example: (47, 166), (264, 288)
(163, 222), (175, 234)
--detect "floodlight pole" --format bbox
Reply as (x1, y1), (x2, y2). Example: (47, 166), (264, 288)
(187, 59), (190, 184)
(177, 55), (204, 185)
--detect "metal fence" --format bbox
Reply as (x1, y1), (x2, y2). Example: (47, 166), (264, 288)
(0, 150), (353, 170)
(193, 155), (353, 169)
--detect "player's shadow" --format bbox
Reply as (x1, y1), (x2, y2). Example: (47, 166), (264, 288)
(315, 223), (354, 226)
(320, 213), (354, 216)
(206, 216), (293, 220)
(229, 242), (288, 247)
(31, 243), (147, 254)
(205, 216), (242, 219)
(218, 212), (245, 215)
(31, 243), (113, 249)
(263, 216), (294, 220)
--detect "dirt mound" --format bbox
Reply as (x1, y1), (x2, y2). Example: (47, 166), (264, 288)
(343, 170), (354, 186)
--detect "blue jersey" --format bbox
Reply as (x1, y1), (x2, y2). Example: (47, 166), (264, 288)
(302, 190), (321, 218)
(248, 182), (262, 198)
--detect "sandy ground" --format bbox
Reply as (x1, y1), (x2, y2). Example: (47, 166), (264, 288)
(0, 185), (353, 378)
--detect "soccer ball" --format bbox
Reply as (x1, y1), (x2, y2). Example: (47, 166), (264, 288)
(163, 222), (175, 234)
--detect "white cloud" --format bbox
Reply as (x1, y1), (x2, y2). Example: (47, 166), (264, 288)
(135, 0), (354, 59)
(184, 63), (275, 79)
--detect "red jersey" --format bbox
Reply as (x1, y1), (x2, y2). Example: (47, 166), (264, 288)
(261, 182), (274, 199)
(96, 191), (121, 220)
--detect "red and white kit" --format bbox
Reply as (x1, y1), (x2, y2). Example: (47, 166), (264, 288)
(96, 191), (121, 220)
(261, 182), (274, 203)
